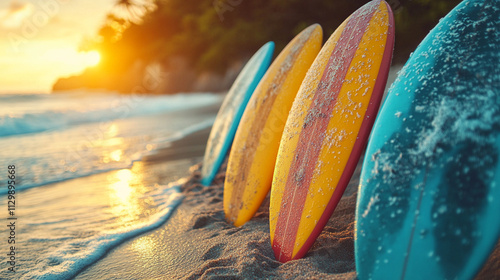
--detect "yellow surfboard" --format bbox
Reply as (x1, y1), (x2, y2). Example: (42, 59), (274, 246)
(270, 0), (395, 262)
(224, 24), (323, 227)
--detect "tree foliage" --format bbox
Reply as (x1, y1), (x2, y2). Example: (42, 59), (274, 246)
(73, 0), (462, 91)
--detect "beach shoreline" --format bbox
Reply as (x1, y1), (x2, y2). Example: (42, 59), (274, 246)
(67, 65), (500, 279)
(0, 95), (225, 280)
(74, 126), (500, 279)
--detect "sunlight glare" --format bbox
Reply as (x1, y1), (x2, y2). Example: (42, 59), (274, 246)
(110, 149), (123, 162)
(42, 48), (102, 69)
(110, 169), (135, 210)
(107, 167), (148, 227)
(85, 50), (101, 67)
(132, 236), (157, 257)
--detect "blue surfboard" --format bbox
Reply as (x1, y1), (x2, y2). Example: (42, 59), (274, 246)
(200, 42), (274, 186)
(355, 0), (500, 279)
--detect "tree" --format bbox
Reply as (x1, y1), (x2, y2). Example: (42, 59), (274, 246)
(60, 0), (463, 93)
(114, 0), (156, 24)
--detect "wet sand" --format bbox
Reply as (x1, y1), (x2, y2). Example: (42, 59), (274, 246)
(75, 126), (500, 279)
(74, 66), (499, 279)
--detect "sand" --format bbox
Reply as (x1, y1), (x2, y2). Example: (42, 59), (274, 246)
(73, 65), (500, 279)
(73, 124), (500, 279)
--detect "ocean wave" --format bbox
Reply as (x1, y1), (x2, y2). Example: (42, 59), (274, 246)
(19, 181), (184, 280)
(0, 93), (221, 138)
(0, 117), (215, 195)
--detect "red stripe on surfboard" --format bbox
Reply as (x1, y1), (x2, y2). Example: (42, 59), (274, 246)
(272, 1), (380, 263)
(294, 1), (395, 261)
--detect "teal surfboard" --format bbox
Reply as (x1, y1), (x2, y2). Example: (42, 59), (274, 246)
(355, 0), (500, 279)
(201, 42), (274, 186)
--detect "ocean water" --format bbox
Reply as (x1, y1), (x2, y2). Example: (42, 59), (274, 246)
(0, 92), (222, 279)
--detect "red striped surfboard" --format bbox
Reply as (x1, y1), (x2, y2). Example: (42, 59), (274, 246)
(269, 0), (395, 263)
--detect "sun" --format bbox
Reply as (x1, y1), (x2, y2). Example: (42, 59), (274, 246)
(85, 50), (101, 67)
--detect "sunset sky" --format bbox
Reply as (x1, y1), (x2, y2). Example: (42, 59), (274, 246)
(0, 0), (117, 93)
